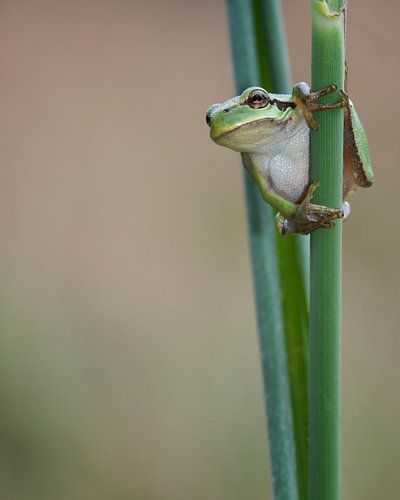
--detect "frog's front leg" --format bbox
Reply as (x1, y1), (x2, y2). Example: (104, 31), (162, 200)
(292, 82), (347, 131)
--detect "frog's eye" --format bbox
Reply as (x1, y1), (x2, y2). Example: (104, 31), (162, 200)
(247, 89), (270, 109)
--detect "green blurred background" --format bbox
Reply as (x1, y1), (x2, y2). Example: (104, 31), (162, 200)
(0, 1), (398, 498)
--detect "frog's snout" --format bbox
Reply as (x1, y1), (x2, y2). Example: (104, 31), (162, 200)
(206, 104), (221, 127)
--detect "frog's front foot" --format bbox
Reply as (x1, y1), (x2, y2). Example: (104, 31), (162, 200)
(277, 181), (344, 235)
(293, 82), (348, 131)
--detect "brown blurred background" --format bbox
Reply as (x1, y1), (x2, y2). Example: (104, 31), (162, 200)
(0, 1), (398, 499)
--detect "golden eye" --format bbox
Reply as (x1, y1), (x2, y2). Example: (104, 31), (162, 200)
(247, 89), (270, 109)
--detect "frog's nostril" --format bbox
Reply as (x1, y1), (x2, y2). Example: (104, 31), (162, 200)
(206, 114), (211, 126)
(223, 108), (229, 113)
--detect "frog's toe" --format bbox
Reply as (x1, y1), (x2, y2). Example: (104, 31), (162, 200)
(276, 213), (290, 235)
(276, 213), (315, 235)
(342, 201), (351, 220)
(306, 204), (343, 222)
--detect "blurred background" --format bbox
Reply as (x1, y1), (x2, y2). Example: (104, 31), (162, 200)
(0, 0), (398, 498)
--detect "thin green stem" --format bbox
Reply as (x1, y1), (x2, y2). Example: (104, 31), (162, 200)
(276, 238), (309, 500)
(309, 1), (345, 499)
(252, 0), (291, 91)
(253, 2), (310, 498)
(226, 1), (298, 499)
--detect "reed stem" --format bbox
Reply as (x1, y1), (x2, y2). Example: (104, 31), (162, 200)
(309, 1), (346, 499)
(226, 1), (298, 498)
(253, 2), (310, 498)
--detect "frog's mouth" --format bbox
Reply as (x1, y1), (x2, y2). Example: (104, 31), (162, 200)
(211, 117), (277, 142)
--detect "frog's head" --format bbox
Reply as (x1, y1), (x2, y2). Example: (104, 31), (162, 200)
(206, 87), (295, 153)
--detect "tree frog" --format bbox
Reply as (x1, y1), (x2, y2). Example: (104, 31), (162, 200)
(206, 82), (373, 234)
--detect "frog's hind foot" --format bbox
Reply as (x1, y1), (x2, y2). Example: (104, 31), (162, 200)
(276, 209), (343, 235)
(276, 214), (315, 235)
(276, 181), (344, 235)
(295, 181), (343, 227)
(277, 202), (349, 235)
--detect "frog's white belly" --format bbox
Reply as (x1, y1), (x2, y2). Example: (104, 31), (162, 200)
(250, 124), (310, 203)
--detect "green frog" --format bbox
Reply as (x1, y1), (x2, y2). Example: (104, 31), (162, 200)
(206, 82), (373, 234)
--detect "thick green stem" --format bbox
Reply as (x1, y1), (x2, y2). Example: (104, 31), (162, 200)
(310, 1), (345, 499)
(226, 1), (298, 499)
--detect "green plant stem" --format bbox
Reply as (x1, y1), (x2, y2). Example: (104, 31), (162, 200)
(276, 238), (309, 500)
(310, 1), (345, 499)
(226, 1), (298, 499)
(253, 0), (291, 91)
(253, 2), (310, 499)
